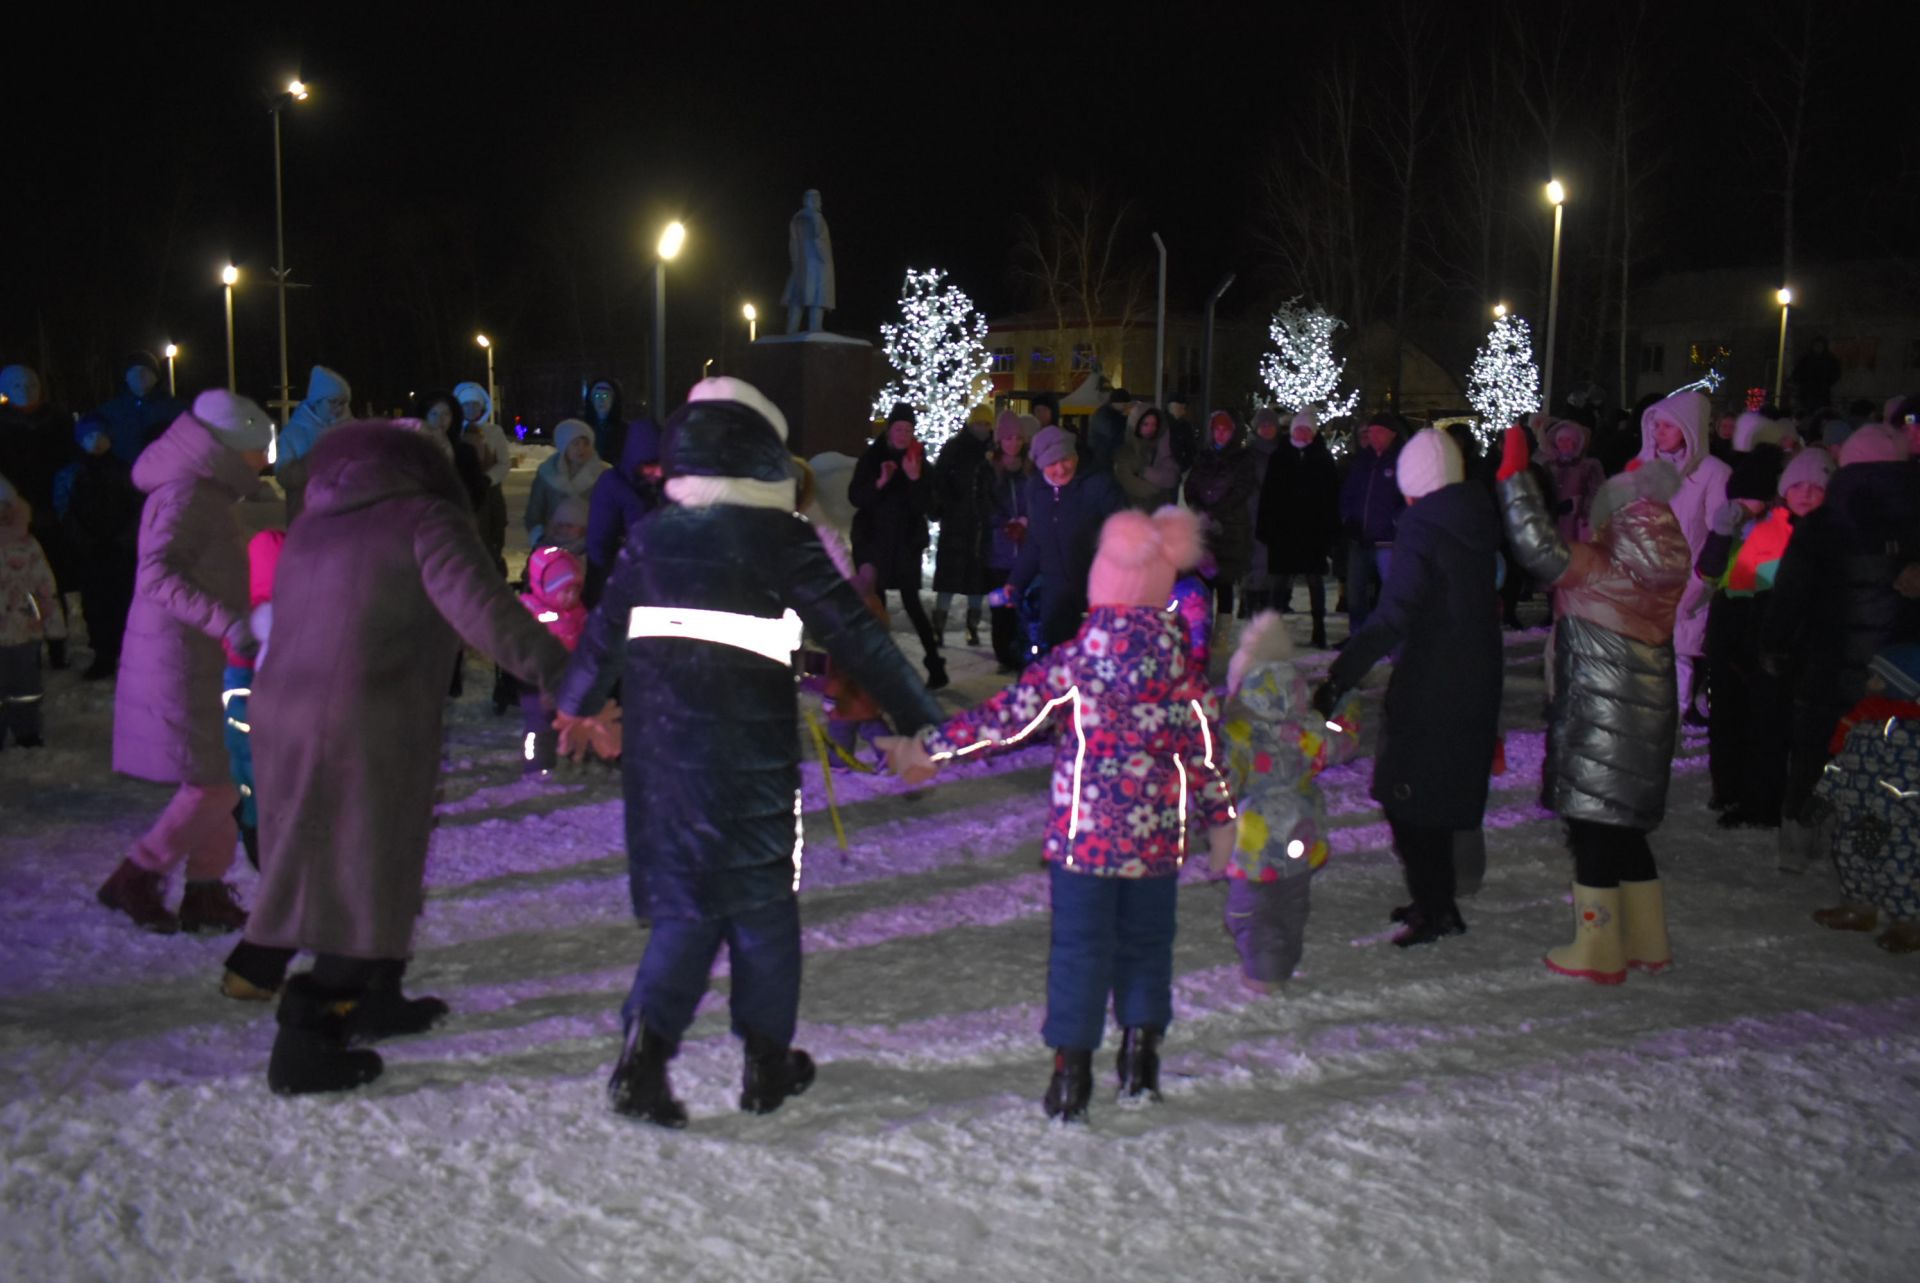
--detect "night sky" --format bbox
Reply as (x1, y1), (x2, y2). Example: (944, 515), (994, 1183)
(8, 0), (1913, 416)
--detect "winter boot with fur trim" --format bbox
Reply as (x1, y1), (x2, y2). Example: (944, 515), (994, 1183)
(268, 975), (384, 1096)
(1115, 1027), (1163, 1102)
(740, 1032), (816, 1115)
(1544, 884), (1627, 984)
(1620, 879), (1672, 974)
(607, 1018), (688, 1128)
(178, 880), (248, 934)
(96, 858), (178, 934)
(1044, 1048), (1094, 1122)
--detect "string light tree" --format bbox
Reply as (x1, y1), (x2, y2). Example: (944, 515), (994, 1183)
(1258, 296), (1361, 453)
(871, 267), (995, 456)
(1465, 308), (1542, 451)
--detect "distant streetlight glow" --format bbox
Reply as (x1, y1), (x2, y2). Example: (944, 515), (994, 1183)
(1774, 288), (1793, 405)
(1493, 302), (1508, 319)
(1542, 181), (1567, 408)
(476, 334), (496, 419)
(220, 266), (239, 392)
(1776, 287), (1793, 306)
(1546, 179), (1566, 206)
(163, 344), (179, 396)
(222, 264), (239, 286)
(743, 302), (758, 343)
(657, 220), (686, 261)
(652, 221), (688, 409)
(287, 79), (308, 101)
(475, 333), (491, 348)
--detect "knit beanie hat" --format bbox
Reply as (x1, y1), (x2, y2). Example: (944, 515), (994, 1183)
(453, 381), (492, 420)
(1733, 411), (1787, 453)
(550, 494), (590, 532)
(191, 389), (275, 450)
(1870, 644), (1920, 700)
(1777, 446), (1835, 495)
(994, 409), (1023, 447)
(74, 413), (111, 451)
(1590, 459), (1682, 531)
(885, 401), (916, 426)
(1086, 505), (1203, 608)
(1838, 423), (1910, 468)
(1395, 428), (1464, 500)
(1031, 425), (1077, 468)
(304, 365), (350, 405)
(1289, 410), (1317, 436)
(1015, 413), (1041, 440)
(1208, 410), (1236, 441)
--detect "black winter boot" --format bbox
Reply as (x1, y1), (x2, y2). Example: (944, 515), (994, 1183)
(47, 639), (69, 670)
(965, 606), (982, 646)
(96, 858), (179, 934)
(1043, 1048), (1094, 1122)
(348, 960), (449, 1044)
(1309, 615), (1329, 650)
(178, 880), (248, 934)
(1391, 904), (1467, 947)
(740, 1031), (816, 1115)
(924, 654), (950, 691)
(1115, 1027), (1163, 1102)
(268, 975), (384, 1096)
(607, 1018), (688, 1128)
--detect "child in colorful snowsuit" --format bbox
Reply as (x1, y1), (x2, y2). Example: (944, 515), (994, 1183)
(519, 545), (588, 776)
(1216, 611), (1361, 991)
(224, 529), (286, 866)
(886, 506), (1236, 1123)
(1811, 644), (1920, 954)
(0, 473), (65, 748)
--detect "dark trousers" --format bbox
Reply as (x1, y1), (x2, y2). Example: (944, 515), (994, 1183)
(1567, 819), (1657, 887)
(1274, 573), (1327, 624)
(1346, 545), (1391, 634)
(0, 641), (44, 744)
(1043, 865), (1178, 1051)
(881, 588), (941, 660)
(1387, 815), (1459, 919)
(625, 895), (803, 1046)
(78, 566), (134, 666)
(1207, 575), (1237, 617)
(1783, 696), (1847, 823)
(1708, 669), (1789, 820)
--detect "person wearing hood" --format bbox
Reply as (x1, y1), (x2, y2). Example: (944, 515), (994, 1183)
(1497, 427), (1692, 983)
(1761, 424), (1920, 873)
(411, 390), (492, 515)
(453, 381), (513, 574)
(1183, 411), (1258, 618)
(95, 390), (274, 935)
(850, 403), (945, 689)
(584, 408), (664, 606)
(583, 377), (630, 466)
(1259, 410), (1341, 648)
(1338, 414), (1407, 637)
(930, 415), (1000, 647)
(1005, 425), (1125, 649)
(276, 365), (353, 524)
(234, 422), (572, 1093)
(1314, 429), (1503, 947)
(1112, 404), (1182, 511)
(1542, 419), (1605, 546)
(92, 351), (185, 465)
(0, 364), (77, 666)
(57, 415), (143, 677)
(525, 419), (608, 549)
(553, 377), (944, 1127)
(1636, 391), (1732, 723)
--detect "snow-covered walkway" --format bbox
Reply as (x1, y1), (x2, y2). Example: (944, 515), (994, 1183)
(2, 619), (1916, 1282)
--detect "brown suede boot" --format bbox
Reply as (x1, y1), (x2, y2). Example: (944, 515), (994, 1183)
(178, 880), (248, 934)
(96, 858), (179, 934)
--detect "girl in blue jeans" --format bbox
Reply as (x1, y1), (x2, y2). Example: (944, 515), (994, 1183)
(886, 506), (1235, 1122)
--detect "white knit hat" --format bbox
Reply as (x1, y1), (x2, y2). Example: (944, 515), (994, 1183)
(686, 376), (789, 441)
(191, 389), (275, 450)
(1395, 428), (1463, 500)
(1777, 446), (1834, 494)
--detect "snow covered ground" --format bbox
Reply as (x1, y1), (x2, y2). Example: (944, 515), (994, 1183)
(3, 487), (1917, 1281)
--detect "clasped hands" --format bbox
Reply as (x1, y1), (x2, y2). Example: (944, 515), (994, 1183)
(873, 733), (937, 786)
(554, 702), (623, 762)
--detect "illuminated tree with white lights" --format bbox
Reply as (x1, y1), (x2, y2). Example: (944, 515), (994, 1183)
(1259, 297), (1361, 421)
(873, 268), (994, 451)
(1466, 314), (1542, 448)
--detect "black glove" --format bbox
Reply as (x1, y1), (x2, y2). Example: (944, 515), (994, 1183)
(1311, 680), (1342, 719)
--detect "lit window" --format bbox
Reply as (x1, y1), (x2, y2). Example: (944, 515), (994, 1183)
(990, 346), (1015, 374)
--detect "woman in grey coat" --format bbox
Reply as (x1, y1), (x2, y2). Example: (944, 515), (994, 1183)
(1496, 427), (1691, 984)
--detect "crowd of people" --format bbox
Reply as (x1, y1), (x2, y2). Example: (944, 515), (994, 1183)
(4, 343), (1918, 1125)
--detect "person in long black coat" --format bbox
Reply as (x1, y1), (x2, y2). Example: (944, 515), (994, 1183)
(850, 403), (944, 687)
(1008, 425), (1125, 649)
(1316, 429), (1503, 946)
(931, 418), (998, 644)
(60, 415), (143, 678)
(555, 378), (944, 1127)
(1258, 412), (1340, 648)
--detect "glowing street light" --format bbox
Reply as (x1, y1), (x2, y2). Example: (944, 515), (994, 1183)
(1542, 179), (1567, 411)
(743, 301), (758, 343)
(1774, 288), (1794, 406)
(163, 343), (179, 397)
(1493, 302), (1508, 319)
(269, 77), (310, 418)
(475, 333), (495, 417)
(652, 220), (687, 412)
(220, 265), (239, 392)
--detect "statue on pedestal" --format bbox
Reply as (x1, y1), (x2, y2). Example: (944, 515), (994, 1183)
(783, 190), (835, 334)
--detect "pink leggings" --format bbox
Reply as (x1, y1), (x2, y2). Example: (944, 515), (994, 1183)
(130, 782), (241, 881)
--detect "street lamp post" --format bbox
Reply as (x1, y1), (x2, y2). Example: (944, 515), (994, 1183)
(653, 220), (686, 413)
(1543, 179), (1566, 412)
(743, 302), (758, 343)
(1774, 287), (1793, 407)
(163, 343), (178, 397)
(475, 334), (494, 417)
(221, 265), (239, 392)
(270, 79), (308, 419)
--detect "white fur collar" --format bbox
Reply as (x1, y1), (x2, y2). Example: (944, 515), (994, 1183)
(665, 475), (797, 510)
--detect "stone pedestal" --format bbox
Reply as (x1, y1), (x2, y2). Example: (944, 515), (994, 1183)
(736, 333), (880, 458)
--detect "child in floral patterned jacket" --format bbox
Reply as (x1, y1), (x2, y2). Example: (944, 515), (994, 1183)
(1217, 611), (1361, 992)
(884, 506), (1235, 1123)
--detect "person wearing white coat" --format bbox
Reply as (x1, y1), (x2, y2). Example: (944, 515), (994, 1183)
(453, 381), (514, 575)
(1635, 390), (1731, 720)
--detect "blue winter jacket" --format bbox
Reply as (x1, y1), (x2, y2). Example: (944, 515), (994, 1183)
(1338, 443), (1405, 546)
(95, 391), (185, 465)
(1010, 469), (1124, 647)
(583, 415), (662, 605)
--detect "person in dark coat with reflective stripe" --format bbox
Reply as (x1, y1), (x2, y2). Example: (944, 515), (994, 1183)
(1497, 428), (1691, 984)
(1316, 429), (1503, 946)
(555, 378), (944, 1128)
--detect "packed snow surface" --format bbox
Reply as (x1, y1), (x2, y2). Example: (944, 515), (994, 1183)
(2, 513), (1916, 1281)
